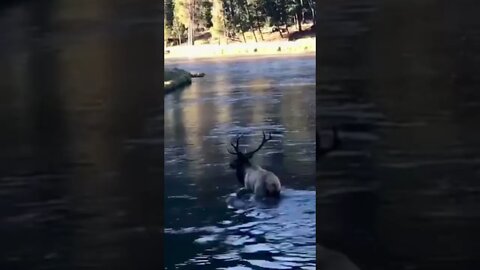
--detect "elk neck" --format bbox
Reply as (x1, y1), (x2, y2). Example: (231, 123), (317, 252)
(235, 162), (253, 185)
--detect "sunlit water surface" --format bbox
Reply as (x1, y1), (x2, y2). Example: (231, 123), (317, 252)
(164, 55), (316, 269)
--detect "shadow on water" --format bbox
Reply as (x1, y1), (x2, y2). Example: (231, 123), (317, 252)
(1, 1), (163, 270)
(319, 1), (480, 270)
(164, 56), (316, 269)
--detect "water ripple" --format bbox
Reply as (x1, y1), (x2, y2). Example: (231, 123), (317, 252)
(165, 189), (316, 269)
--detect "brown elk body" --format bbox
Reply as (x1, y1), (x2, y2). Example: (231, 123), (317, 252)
(228, 132), (282, 198)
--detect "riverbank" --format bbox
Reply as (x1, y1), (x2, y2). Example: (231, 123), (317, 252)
(164, 68), (192, 93)
(164, 38), (315, 60)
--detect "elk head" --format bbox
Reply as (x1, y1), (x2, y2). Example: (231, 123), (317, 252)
(228, 131), (273, 170)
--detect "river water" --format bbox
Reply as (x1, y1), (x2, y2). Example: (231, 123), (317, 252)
(164, 55), (317, 269)
(0, 1), (164, 270)
(318, 1), (480, 269)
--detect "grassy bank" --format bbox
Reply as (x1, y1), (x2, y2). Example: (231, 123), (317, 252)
(165, 38), (315, 60)
(164, 68), (192, 93)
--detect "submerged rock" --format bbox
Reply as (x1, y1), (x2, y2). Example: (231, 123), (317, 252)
(164, 68), (192, 92)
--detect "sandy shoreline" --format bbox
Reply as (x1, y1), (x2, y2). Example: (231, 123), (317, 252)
(164, 38), (315, 60)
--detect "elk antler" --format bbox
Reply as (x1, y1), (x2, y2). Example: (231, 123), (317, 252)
(245, 131), (273, 158)
(227, 134), (243, 155)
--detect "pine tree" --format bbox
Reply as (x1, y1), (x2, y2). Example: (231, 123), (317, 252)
(173, 0), (195, 45)
(211, 0), (225, 43)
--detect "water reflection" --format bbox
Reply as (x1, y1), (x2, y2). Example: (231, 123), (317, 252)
(1, 1), (163, 269)
(319, 1), (480, 269)
(164, 56), (316, 269)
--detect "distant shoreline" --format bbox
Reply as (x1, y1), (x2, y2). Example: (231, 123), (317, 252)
(164, 38), (315, 60)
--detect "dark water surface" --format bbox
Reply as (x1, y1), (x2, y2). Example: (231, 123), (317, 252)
(318, 1), (480, 270)
(164, 56), (316, 269)
(0, 1), (163, 270)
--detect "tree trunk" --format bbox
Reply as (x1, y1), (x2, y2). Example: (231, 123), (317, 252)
(300, 0), (306, 23)
(252, 30), (258, 42)
(241, 31), (247, 43)
(244, 3), (257, 42)
(222, 8), (228, 44)
(255, 10), (264, 41)
(188, 26), (193, 46)
(296, 13), (302, 31)
(277, 23), (284, 38)
(311, 8), (315, 24)
(257, 26), (264, 41)
(188, 0), (195, 46)
(306, 0), (315, 24)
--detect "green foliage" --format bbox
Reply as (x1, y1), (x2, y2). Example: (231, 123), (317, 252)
(165, 0), (174, 27)
(198, 1), (213, 29)
(249, 0), (267, 28)
(164, 19), (171, 39)
(165, 0), (316, 45)
(172, 17), (187, 43)
(173, 0), (190, 27)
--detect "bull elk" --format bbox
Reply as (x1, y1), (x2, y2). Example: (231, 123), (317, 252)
(228, 132), (282, 198)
